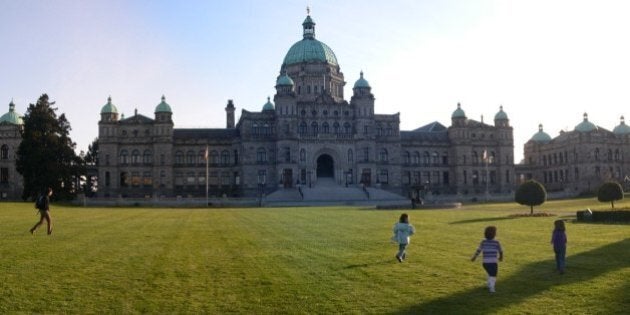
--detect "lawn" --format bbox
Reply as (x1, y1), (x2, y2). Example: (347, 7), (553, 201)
(0, 198), (628, 314)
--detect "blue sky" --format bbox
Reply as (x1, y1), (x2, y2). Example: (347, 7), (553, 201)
(2, 0), (630, 161)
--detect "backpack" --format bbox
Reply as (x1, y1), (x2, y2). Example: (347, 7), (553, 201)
(35, 195), (45, 210)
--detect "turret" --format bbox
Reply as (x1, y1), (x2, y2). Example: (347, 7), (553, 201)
(99, 96), (119, 122)
(225, 99), (235, 128)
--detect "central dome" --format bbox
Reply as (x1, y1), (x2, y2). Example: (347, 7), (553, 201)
(282, 15), (338, 67)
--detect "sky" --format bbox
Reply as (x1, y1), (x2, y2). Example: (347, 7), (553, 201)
(2, 0), (630, 162)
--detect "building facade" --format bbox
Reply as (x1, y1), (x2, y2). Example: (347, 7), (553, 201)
(519, 113), (630, 193)
(0, 101), (24, 199)
(95, 14), (516, 199)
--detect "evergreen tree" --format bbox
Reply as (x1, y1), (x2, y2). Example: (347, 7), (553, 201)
(16, 94), (84, 200)
(83, 138), (99, 196)
(597, 181), (623, 209)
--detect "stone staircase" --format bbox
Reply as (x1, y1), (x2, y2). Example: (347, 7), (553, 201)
(264, 177), (410, 207)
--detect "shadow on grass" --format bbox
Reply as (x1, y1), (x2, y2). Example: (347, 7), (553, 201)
(393, 238), (630, 314)
(344, 260), (392, 269)
(449, 216), (517, 225)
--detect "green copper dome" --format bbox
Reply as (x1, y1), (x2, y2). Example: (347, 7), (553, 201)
(613, 116), (630, 135)
(282, 15), (338, 66)
(353, 71), (370, 88)
(494, 105), (508, 120)
(575, 113), (597, 132)
(100, 96), (118, 114)
(276, 73), (295, 86)
(262, 97), (274, 111)
(452, 103), (466, 119)
(531, 124), (552, 143)
(0, 100), (23, 125)
(155, 95), (172, 113)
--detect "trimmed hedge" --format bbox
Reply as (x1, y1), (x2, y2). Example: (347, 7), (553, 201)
(576, 209), (630, 222)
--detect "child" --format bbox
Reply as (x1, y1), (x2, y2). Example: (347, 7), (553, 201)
(551, 220), (567, 274)
(393, 213), (415, 262)
(471, 226), (503, 293)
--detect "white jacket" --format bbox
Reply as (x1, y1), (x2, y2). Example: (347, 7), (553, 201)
(393, 222), (415, 244)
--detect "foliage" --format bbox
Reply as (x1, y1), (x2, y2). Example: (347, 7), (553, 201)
(577, 209), (630, 222)
(84, 138), (99, 166)
(1, 201), (629, 314)
(514, 180), (547, 214)
(597, 181), (624, 209)
(82, 138), (99, 196)
(16, 94), (84, 200)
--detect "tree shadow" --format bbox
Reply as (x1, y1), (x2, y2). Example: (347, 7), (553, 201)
(344, 260), (392, 270)
(449, 216), (517, 225)
(393, 238), (630, 314)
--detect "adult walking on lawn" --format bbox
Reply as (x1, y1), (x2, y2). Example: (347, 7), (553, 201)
(30, 187), (53, 235)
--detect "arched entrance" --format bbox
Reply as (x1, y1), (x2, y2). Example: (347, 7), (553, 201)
(316, 154), (334, 178)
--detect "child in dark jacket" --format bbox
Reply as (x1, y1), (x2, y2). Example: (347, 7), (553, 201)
(551, 220), (567, 274)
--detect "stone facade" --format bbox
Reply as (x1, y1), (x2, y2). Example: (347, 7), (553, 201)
(95, 14), (516, 199)
(518, 114), (630, 193)
(0, 101), (24, 200)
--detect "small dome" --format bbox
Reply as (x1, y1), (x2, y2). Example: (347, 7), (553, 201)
(276, 73), (295, 86)
(262, 97), (274, 111)
(353, 71), (370, 89)
(100, 96), (118, 114)
(494, 105), (508, 120)
(575, 112), (597, 132)
(282, 15), (338, 66)
(452, 103), (466, 119)
(531, 124), (552, 143)
(0, 100), (23, 125)
(613, 116), (630, 135)
(155, 95), (172, 113)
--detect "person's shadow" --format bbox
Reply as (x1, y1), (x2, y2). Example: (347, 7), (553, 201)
(394, 238), (630, 314)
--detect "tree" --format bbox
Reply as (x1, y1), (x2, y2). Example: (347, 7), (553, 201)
(82, 138), (99, 196)
(597, 181), (623, 209)
(515, 180), (547, 214)
(16, 94), (84, 200)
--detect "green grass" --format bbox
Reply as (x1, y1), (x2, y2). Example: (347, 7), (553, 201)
(1, 199), (628, 314)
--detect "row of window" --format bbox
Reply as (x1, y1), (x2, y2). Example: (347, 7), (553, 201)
(1, 145), (9, 160)
(538, 148), (623, 166)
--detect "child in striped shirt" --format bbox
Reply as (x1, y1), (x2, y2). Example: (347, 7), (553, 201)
(471, 226), (503, 293)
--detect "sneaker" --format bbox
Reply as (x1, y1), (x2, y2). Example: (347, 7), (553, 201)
(396, 255), (402, 263)
(489, 287), (495, 293)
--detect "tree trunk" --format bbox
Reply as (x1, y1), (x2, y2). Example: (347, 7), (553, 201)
(530, 205), (534, 215)
(611, 201), (615, 209)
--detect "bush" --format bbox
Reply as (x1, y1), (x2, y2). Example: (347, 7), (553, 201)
(597, 181), (624, 209)
(576, 209), (630, 222)
(515, 180), (547, 215)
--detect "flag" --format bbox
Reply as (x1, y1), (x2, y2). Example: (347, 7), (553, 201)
(204, 146), (209, 161)
(482, 150), (488, 162)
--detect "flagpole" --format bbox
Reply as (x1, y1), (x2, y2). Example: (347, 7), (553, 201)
(205, 145), (209, 207)
(484, 148), (489, 202)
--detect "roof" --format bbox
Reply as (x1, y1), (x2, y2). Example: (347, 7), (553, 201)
(283, 15), (338, 66)
(402, 121), (449, 142)
(412, 121), (447, 132)
(575, 113), (597, 132)
(452, 103), (466, 119)
(0, 101), (23, 125)
(173, 128), (239, 140)
(155, 95), (172, 113)
(100, 96), (118, 114)
(353, 71), (370, 89)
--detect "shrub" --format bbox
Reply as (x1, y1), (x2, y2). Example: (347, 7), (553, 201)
(515, 180), (547, 215)
(597, 181), (624, 209)
(576, 209), (630, 222)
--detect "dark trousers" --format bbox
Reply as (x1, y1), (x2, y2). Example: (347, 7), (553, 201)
(397, 243), (408, 259)
(554, 247), (566, 272)
(30, 210), (52, 234)
(482, 263), (498, 277)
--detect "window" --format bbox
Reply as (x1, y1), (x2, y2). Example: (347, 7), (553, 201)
(379, 149), (388, 162)
(0, 145), (8, 159)
(143, 171), (152, 187)
(431, 152), (439, 164)
(472, 151), (479, 165)
(257, 148), (267, 163)
(322, 122), (329, 134)
(344, 122), (351, 134)
(363, 147), (369, 162)
(258, 170), (267, 184)
(0, 167), (8, 183)
(143, 150), (152, 164)
(105, 171), (110, 187)
(299, 121), (307, 134)
(210, 151), (219, 164)
(413, 151), (420, 164)
(333, 122), (340, 134)
(300, 149), (306, 162)
(422, 152), (430, 165)
(186, 150), (195, 165)
(284, 147), (291, 162)
(311, 122), (318, 134)
(120, 150), (129, 164)
(132, 150), (140, 165)
(221, 150), (230, 165)
(348, 149), (354, 163)
(175, 151), (184, 165)
(379, 169), (389, 184)
(403, 152), (410, 165)
(198, 150), (205, 165)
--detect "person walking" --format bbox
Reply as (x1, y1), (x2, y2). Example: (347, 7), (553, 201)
(30, 187), (53, 235)
(392, 213), (415, 262)
(471, 226), (503, 293)
(551, 220), (567, 274)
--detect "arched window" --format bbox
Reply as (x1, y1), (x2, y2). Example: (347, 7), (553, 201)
(198, 150), (205, 165)
(422, 152), (430, 165)
(257, 148), (267, 163)
(413, 151), (420, 164)
(348, 149), (354, 163)
(299, 121), (307, 134)
(186, 150), (195, 165)
(380, 149), (388, 162)
(333, 122), (340, 134)
(322, 122), (329, 134)
(431, 151), (439, 164)
(607, 149), (613, 161)
(221, 150), (230, 165)
(472, 151), (479, 165)
(0, 145), (8, 159)
(344, 122), (352, 134)
(131, 150), (140, 165)
(311, 122), (318, 134)
(615, 149), (621, 161)
(403, 151), (410, 165)
(594, 148), (600, 161)
(210, 151), (219, 164)
(143, 150), (152, 164)
(175, 151), (183, 165)
(300, 149), (306, 162)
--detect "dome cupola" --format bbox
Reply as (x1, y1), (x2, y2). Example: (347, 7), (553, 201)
(155, 95), (172, 113)
(282, 13), (338, 67)
(574, 112), (597, 132)
(451, 102), (466, 119)
(276, 73), (295, 86)
(531, 124), (552, 143)
(494, 105), (508, 120)
(0, 100), (23, 125)
(353, 71), (370, 89)
(613, 116), (630, 135)
(100, 96), (118, 114)
(262, 97), (274, 111)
